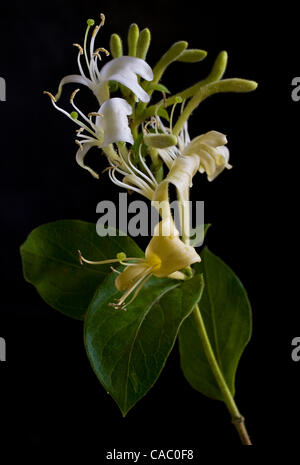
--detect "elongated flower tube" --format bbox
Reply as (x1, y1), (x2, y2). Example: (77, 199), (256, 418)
(55, 14), (153, 104)
(78, 218), (200, 310)
(44, 90), (134, 178)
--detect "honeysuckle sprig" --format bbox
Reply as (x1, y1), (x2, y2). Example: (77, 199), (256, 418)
(78, 217), (200, 310)
(44, 90), (134, 178)
(55, 14), (153, 105)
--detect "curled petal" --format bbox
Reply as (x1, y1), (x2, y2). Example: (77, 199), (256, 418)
(146, 219), (201, 277)
(75, 142), (99, 178)
(97, 97), (134, 147)
(115, 263), (149, 291)
(207, 146), (232, 181)
(99, 56), (153, 102)
(55, 74), (93, 100)
(167, 154), (199, 191)
(184, 130), (227, 155)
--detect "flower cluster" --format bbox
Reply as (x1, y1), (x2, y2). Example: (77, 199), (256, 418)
(45, 13), (257, 309)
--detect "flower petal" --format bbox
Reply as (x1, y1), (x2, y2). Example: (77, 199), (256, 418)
(55, 74), (93, 100)
(97, 97), (134, 147)
(99, 56), (153, 102)
(184, 131), (227, 154)
(115, 263), (149, 291)
(146, 219), (201, 277)
(75, 142), (99, 178)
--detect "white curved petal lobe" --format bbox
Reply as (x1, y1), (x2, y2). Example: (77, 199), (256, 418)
(55, 74), (93, 100)
(99, 56), (153, 102)
(75, 142), (99, 178)
(98, 97), (134, 147)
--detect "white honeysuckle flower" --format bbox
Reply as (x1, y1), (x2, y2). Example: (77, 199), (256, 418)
(152, 115), (231, 181)
(44, 89), (134, 178)
(55, 14), (153, 105)
(182, 129), (231, 181)
(152, 120), (230, 244)
(108, 145), (158, 200)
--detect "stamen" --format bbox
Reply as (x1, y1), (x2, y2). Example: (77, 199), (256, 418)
(88, 112), (104, 117)
(92, 52), (102, 61)
(110, 266), (121, 274)
(75, 139), (83, 150)
(78, 249), (144, 266)
(70, 88), (80, 103)
(43, 91), (56, 102)
(76, 128), (84, 134)
(109, 266), (153, 310)
(100, 13), (105, 26)
(73, 43), (83, 55)
(92, 25), (100, 38)
(94, 47), (110, 56)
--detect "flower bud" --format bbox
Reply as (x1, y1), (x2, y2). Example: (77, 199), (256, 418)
(144, 134), (177, 149)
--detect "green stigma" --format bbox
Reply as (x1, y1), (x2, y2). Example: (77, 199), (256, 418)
(70, 111), (78, 119)
(87, 19), (95, 26)
(175, 96), (183, 103)
(117, 252), (127, 261)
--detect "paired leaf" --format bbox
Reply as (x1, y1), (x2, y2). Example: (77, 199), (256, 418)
(20, 220), (143, 320)
(179, 247), (252, 400)
(85, 272), (204, 416)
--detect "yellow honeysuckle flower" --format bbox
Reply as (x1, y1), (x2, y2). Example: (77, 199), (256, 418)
(78, 218), (200, 310)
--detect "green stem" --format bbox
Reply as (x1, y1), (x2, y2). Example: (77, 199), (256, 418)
(192, 303), (252, 445)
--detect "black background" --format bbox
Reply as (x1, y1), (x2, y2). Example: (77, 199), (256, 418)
(0, 0), (298, 452)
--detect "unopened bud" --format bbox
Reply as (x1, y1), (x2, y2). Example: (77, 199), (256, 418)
(136, 28), (151, 60)
(144, 134), (177, 149)
(110, 33), (123, 58)
(128, 23), (139, 56)
(177, 49), (207, 63)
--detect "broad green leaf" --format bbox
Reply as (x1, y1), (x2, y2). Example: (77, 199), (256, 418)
(85, 272), (204, 416)
(179, 247), (252, 400)
(20, 220), (143, 320)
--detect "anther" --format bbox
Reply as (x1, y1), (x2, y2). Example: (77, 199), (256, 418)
(88, 112), (104, 118)
(70, 88), (80, 103)
(92, 25), (99, 38)
(73, 43), (83, 54)
(100, 13), (105, 26)
(95, 47), (110, 56)
(76, 127), (84, 134)
(92, 52), (102, 61)
(43, 91), (56, 102)
(75, 139), (83, 150)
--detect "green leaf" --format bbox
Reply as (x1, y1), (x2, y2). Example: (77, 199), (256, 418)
(179, 247), (252, 400)
(157, 107), (170, 121)
(85, 272), (204, 416)
(20, 220), (143, 320)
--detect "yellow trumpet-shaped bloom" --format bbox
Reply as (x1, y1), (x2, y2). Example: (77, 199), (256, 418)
(79, 218), (200, 310)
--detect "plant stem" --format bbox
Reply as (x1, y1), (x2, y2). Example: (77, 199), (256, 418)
(192, 303), (252, 445)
